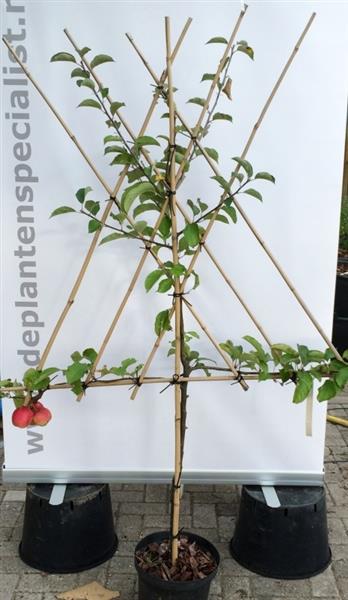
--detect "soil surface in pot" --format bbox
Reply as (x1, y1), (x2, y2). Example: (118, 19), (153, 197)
(135, 535), (217, 582)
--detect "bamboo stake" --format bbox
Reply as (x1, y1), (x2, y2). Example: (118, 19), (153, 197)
(62, 24), (191, 397)
(127, 14), (341, 362)
(128, 13), (251, 398)
(2, 24), (189, 371)
(0, 370), (291, 394)
(165, 16), (182, 563)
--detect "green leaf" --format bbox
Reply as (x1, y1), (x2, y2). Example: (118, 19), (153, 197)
(297, 344), (310, 366)
(110, 152), (134, 166)
(308, 350), (325, 362)
(158, 278), (173, 293)
(293, 372), (313, 404)
(211, 175), (231, 194)
(90, 54), (114, 69)
(121, 358), (137, 370)
(317, 380), (338, 402)
(212, 112), (233, 123)
(183, 223), (200, 247)
(342, 349), (348, 360)
(78, 99), (101, 109)
(187, 97), (206, 107)
(206, 37), (228, 44)
(201, 73), (215, 82)
(110, 101), (125, 115)
(71, 351), (82, 362)
(232, 156), (253, 178)
(170, 263), (187, 277)
(104, 145), (124, 155)
(159, 214), (171, 239)
(99, 232), (124, 245)
(88, 219), (101, 233)
(335, 366), (348, 388)
(154, 309), (172, 336)
(231, 171), (244, 184)
(255, 171), (276, 184)
(50, 206), (76, 217)
(65, 362), (89, 385)
(135, 135), (160, 147)
(271, 343), (298, 355)
(133, 202), (159, 218)
(121, 182), (155, 213)
(71, 67), (90, 78)
(104, 134), (122, 144)
(214, 214), (229, 224)
(71, 381), (84, 396)
(50, 52), (76, 63)
(100, 87), (109, 98)
(196, 147), (219, 162)
(243, 188), (263, 201)
(237, 45), (254, 60)
(85, 200), (100, 215)
(78, 78), (95, 90)
(76, 186), (92, 203)
(82, 348), (98, 363)
(222, 204), (237, 223)
(145, 269), (164, 292)
(79, 47), (91, 57)
(243, 335), (264, 355)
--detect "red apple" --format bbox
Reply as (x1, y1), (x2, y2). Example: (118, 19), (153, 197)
(32, 406), (52, 426)
(12, 406), (34, 428)
(32, 401), (44, 413)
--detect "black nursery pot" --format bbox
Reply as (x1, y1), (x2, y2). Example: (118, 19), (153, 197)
(19, 483), (117, 573)
(134, 531), (220, 600)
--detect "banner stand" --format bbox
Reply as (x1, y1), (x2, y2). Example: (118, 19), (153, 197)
(230, 485), (331, 579)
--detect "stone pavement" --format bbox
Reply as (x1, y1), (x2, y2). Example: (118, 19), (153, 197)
(0, 391), (347, 600)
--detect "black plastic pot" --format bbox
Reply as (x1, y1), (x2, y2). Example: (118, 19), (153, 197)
(135, 531), (220, 600)
(19, 483), (117, 573)
(332, 273), (348, 353)
(230, 485), (331, 579)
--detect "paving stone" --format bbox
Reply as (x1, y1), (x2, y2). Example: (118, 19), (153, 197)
(310, 566), (340, 597)
(143, 514), (192, 529)
(106, 572), (136, 599)
(13, 594), (43, 600)
(145, 484), (169, 502)
(119, 501), (167, 515)
(111, 491), (145, 503)
(76, 565), (108, 585)
(117, 515), (143, 541)
(193, 503), (217, 528)
(331, 543), (348, 577)
(217, 515), (236, 542)
(3, 491), (26, 502)
(336, 577), (348, 599)
(222, 575), (251, 598)
(0, 574), (19, 599)
(108, 554), (135, 574)
(0, 527), (13, 541)
(250, 576), (311, 597)
(328, 517), (348, 544)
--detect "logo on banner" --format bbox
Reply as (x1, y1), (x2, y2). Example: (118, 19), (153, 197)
(3, 0), (45, 454)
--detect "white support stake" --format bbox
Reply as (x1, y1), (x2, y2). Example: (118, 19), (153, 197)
(261, 485), (281, 508)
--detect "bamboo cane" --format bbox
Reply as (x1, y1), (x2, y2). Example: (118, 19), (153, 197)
(166, 16), (182, 563)
(0, 371), (291, 394)
(63, 24), (191, 398)
(126, 13), (341, 362)
(128, 12), (251, 398)
(2, 24), (189, 371)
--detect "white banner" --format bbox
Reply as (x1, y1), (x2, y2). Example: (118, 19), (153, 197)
(1, 0), (347, 483)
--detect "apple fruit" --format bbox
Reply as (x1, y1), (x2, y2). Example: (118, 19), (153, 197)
(12, 406), (34, 428)
(32, 406), (52, 426)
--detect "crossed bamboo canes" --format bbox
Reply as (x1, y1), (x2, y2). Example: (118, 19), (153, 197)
(2, 21), (191, 368)
(63, 10), (248, 397)
(2, 13), (249, 395)
(127, 11), (342, 399)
